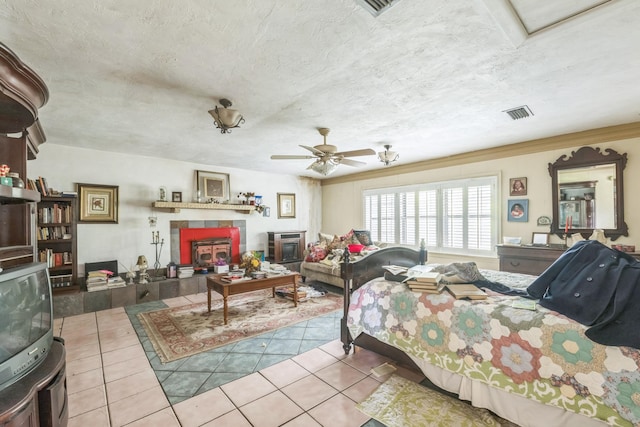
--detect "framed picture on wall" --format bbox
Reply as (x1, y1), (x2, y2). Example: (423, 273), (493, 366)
(277, 193), (296, 218)
(509, 177), (527, 196)
(507, 199), (528, 222)
(77, 183), (119, 223)
(196, 170), (230, 202)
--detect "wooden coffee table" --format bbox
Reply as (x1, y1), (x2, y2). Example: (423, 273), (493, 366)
(206, 273), (300, 325)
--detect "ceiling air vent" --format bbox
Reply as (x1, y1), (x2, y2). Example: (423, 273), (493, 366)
(356, 0), (401, 17)
(504, 105), (534, 120)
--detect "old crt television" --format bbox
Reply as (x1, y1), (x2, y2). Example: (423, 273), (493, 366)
(0, 262), (53, 392)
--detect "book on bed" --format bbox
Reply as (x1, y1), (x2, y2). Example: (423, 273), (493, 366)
(407, 282), (446, 294)
(446, 284), (487, 300)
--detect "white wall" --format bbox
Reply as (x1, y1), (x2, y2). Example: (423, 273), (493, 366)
(321, 139), (640, 270)
(30, 144), (322, 275)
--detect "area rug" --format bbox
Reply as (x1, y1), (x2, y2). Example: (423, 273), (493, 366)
(357, 374), (518, 427)
(138, 290), (342, 363)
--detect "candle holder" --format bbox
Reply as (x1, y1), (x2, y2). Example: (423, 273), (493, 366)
(563, 234), (568, 249)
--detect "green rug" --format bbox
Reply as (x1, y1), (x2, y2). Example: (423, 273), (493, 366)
(357, 374), (518, 427)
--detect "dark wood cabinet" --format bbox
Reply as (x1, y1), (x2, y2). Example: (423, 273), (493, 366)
(0, 339), (67, 427)
(37, 197), (79, 293)
(0, 44), (48, 270)
(497, 244), (565, 276)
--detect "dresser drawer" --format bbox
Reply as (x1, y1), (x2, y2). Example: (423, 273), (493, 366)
(499, 256), (555, 275)
(497, 245), (566, 276)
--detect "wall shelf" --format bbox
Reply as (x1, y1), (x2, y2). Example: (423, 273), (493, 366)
(152, 201), (256, 214)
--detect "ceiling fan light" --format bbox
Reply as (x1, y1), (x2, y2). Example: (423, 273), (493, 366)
(208, 99), (245, 134)
(378, 145), (399, 166)
(309, 160), (339, 176)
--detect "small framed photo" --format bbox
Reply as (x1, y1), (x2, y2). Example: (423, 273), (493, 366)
(77, 183), (119, 223)
(531, 232), (549, 246)
(509, 177), (527, 196)
(172, 191), (182, 202)
(196, 170), (230, 202)
(507, 199), (528, 222)
(277, 193), (296, 218)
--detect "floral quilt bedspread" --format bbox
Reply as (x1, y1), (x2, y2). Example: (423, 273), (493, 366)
(347, 277), (640, 427)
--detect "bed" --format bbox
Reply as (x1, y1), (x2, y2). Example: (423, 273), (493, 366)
(340, 251), (640, 427)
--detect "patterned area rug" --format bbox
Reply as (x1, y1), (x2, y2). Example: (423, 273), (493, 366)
(138, 290), (342, 363)
(357, 375), (518, 427)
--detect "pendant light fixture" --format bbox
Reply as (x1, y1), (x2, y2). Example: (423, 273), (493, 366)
(208, 98), (245, 134)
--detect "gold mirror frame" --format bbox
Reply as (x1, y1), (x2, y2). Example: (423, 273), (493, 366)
(548, 146), (628, 241)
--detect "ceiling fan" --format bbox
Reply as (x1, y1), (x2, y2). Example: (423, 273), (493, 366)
(270, 128), (375, 176)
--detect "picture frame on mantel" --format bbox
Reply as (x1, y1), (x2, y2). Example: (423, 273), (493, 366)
(277, 193), (296, 218)
(196, 170), (230, 203)
(77, 183), (119, 223)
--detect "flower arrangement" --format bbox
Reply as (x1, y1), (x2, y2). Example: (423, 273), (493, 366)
(214, 257), (227, 266)
(240, 251), (261, 276)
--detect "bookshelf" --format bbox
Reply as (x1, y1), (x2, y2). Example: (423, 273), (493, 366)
(37, 196), (79, 293)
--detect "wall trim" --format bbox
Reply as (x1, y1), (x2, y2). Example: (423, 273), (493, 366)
(321, 121), (640, 186)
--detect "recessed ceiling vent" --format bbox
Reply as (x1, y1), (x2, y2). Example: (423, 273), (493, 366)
(356, 0), (401, 17)
(503, 105), (534, 120)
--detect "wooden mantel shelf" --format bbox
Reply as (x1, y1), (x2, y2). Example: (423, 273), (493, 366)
(152, 201), (256, 214)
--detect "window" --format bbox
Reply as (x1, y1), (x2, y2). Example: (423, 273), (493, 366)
(364, 176), (498, 256)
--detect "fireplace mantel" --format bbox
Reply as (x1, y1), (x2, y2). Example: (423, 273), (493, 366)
(152, 201), (255, 214)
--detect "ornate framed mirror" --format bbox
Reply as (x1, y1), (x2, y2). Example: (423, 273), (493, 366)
(548, 146), (628, 241)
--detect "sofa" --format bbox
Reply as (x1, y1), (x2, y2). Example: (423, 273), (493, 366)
(299, 229), (372, 288)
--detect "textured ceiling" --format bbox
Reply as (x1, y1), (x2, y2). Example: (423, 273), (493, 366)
(1, 0), (639, 179)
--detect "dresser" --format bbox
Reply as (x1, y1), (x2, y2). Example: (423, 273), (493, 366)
(497, 244), (566, 276)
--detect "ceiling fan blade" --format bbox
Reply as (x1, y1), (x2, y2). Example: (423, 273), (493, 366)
(270, 155), (315, 160)
(335, 148), (376, 157)
(340, 158), (367, 167)
(300, 144), (325, 156)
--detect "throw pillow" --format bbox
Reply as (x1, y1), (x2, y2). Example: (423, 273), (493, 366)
(340, 229), (360, 245)
(328, 235), (346, 250)
(318, 232), (334, 246)
(353, 229), (372, 246)
(305, 244), (328, 262)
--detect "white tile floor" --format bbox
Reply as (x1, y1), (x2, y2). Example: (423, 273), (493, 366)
(58, 298), (426, 427)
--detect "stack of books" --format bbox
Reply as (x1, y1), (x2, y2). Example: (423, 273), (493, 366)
(86, 270), (111, 292)
(446, 284), (488, 300)
(177, 265), (194, 278)
(404, 272), (445, 294)
(275, 286), (307, 301)
(107, 275), (126, 288)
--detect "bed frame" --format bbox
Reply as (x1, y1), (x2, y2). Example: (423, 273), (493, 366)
(339, 246), (421, 364)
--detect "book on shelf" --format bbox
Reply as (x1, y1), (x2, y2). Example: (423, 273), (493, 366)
(446, 284), (487, 300)
(38, 176), (49, 196)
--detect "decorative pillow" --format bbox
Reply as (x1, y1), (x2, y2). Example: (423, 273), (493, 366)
(328, 235), (347, 250)
(353, 229), (372, 246)
(340, 229), (361, 245)
(305, 244), (328, 262)
(318, 232), (334, 246)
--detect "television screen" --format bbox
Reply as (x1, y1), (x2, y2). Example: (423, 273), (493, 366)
(0, 263), (52, 390)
